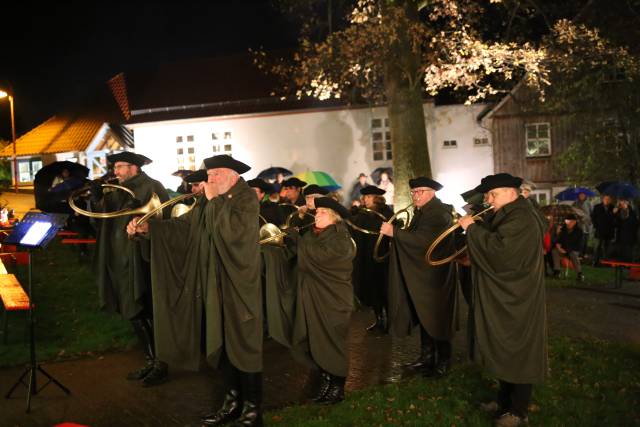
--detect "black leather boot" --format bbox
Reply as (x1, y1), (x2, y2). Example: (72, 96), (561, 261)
(424, 340), (451, 378)
(311, 370), (331, 402)
(404, 327), (435, 371)
(366, 311), (384, 332)
(127, 319), (155, 380)
(231, 371), (263, 427)
(319, 374), (345, 405)
(202, 389), (243, 426)
(142, 359), (169, 387)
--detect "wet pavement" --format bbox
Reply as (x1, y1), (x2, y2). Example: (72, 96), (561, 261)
(2, 283), (640, 427)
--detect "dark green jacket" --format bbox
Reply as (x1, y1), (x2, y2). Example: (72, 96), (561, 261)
(94, 172), (169, 320)
(261, 244), (297, 348)
(288, 222), (356, 377)
(466, 196), (548, 384)
(387, 197), (457, 340)
(148, 178), (263, 373)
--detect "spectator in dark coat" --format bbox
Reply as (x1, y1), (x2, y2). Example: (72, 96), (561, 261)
(591, 195), (616, 266)
(552, 214), (584, 281)
(611, 199), (639, 262)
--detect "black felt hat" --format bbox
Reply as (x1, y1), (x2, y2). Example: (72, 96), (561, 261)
(282, 177), (307, 188)
(409, 176), (443, 191)
(314, 197), (351, 219)
(475, 173), (523, 193)
(203, 155), (251, 174)
(247, 178), (275, 194)
(565, 213), (578, 220)
(107, 152), (152, 167)
(360, 185), (386, 196)
(172, 169), (193, 179)
(303, 184), (329, 197)
(185, 169), (208, 183)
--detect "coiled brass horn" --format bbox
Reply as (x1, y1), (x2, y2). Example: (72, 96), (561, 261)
(425, 205), (494, 266)
(68, 183), (164, 219)
(284, 208), (315, 229)
(135, 193), (199, 226)
(258, 221), (316, 245)
(346, 207), (388, 235)
(372, 204), (414, 262)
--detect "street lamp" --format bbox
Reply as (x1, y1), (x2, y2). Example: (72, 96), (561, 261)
(0, 89), (18, 193)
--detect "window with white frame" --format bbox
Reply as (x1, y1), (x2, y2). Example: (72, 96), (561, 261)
(525, 123), (551, 157)
(176, 137), (196, 171)
(212, 131), (233, 154)
(473, 137), (490, 146)
(531, 189), (550, 206)
(371, 118), (392, 161)
(442, 140), (458, 148)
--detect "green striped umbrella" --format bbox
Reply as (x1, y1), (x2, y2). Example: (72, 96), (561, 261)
(295, 171), (342, 192)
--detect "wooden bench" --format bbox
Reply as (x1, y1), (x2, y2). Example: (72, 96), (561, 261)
(0, 271), (30, 344)
(600, 259), (640, 289)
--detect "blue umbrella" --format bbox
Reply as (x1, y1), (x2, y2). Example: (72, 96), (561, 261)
(554, 187), (596, 201)
(598, 181), (640, 199)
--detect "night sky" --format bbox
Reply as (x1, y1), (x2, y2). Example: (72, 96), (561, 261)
(0, 0), (298, 140)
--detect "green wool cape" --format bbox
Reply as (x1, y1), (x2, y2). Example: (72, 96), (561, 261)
(148, 178), (263, 373)
(94, 172), (169, 320)
(387, 197), (457, 340)
(466, 196), (548, 384)
(261, 244), (297, 348)
(288, 222), (356, 377)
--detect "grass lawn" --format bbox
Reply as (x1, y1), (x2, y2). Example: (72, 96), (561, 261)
(1, 240), (639, 426)
(266, 337), (640, 426)
(0, 240), (134, 367)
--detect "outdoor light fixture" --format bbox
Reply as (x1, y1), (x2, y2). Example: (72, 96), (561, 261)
(0, 88), (18, 193)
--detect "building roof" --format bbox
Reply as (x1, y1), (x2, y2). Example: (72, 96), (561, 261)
(112, 53), (347, 124)
(1, 83), (132, 157)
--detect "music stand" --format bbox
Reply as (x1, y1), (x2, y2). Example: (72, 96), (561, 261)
(4, 212), (71, 412)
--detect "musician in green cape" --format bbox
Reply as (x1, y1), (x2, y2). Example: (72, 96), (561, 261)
(285, 196), (356, 405)
(459, 173), (548, 427)
(93, 151), (170, 386)
(381, 176), (457, 378)
(128, 154), (264, 427)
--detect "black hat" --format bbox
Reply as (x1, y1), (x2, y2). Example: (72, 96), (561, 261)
(565, 213), (578, 220)
(358, 172), (367, 178)
(107, 152), (152, 167)
(475, 173), (523, 193)
(360, 185), (385, 196)
(172, 169), (193, 179)
(203, 154), (251, 174)
(314, 197), (351, 219)
(185, 169), (207, 183)
(282, 177), (307, 188)
(409, 176), (443, 191)
(247, 178), (275, 194)
(303, 184), (329, 197)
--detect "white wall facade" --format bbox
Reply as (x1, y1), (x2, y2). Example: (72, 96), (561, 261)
(128, 102), (493, 211)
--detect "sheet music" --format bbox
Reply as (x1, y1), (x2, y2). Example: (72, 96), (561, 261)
(20, 222), (53, 246)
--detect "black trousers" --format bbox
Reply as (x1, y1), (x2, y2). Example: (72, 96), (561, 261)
(497, 380), (533, 417)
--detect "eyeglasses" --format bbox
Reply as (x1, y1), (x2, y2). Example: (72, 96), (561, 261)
(410, 189), (431, 196)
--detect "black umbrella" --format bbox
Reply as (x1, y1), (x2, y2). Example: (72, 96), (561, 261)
(34, 161), (90, 188)
(257, 166), (292, 180)
(370, 167), (393, 185)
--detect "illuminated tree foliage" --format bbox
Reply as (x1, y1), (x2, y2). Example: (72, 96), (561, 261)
(257, 0), (640, 203)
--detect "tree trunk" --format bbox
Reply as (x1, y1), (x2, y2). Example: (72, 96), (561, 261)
(384, 4), (432, 210)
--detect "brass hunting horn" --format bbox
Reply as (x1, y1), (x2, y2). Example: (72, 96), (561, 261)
(425, 205), (494, 266)
(68, 183), (163, 219)
(346, 207), (388, 235)
(135, 193), (200, 226)
(372, 204), (414, 262)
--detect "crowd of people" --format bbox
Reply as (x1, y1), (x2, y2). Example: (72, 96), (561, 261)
(527, 183), (639, 282)
(66, 155), (554, 427)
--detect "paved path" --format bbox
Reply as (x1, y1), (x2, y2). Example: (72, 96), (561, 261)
(2, 284), (640, 427)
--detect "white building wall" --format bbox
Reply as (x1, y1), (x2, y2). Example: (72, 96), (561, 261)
(129, 103), (493, 211)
